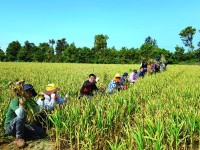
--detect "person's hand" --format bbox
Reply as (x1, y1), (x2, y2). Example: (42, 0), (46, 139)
(19, 98), (25, 106)
(38, 92), (45, 100)
(64, 93), (69, 101)
(100, 84), (104, 88)
(96, 77), (100, 82)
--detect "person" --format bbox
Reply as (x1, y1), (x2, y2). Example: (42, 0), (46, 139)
(120, 72), (129, 89)
(137, 67), (145, 78)
(163, 61), (168, 71)
(37, 83), (67, 111)
(154, 61), (160, 73)
(147, 60), (154, 75)
(4, 84), (45, 148)
(107, 73), (122, 93)
(79, 74), (102, 99)
(128, 70), (138, 83)
(140, 59), (147, 73)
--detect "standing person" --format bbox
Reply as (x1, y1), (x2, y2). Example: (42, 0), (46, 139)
(140, 59), (148, 73)
(147, 60), (154, 75)
(128, 70), (138, 83)
(107, 73), (122, 93)
(154, 61), (160, 73)
(4, 83), (45, 148)
(79, 74), (101, 99)
(163, 61), (168, 71)
(37, 83), (68, 111)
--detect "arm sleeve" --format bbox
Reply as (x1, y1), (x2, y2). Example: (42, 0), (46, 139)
(56, 95), (66, 104)
(10, 98), (25, 118)
(10, 99), (19, 111)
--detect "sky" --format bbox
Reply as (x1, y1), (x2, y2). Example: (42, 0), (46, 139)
(0, 0), (199, 52)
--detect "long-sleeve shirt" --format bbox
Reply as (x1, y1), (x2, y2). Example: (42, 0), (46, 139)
(128, 72), (138, 83)
(107, 79), (121, 93)
(4, 97), (39, 130)
(80, 80), (98, 96)
(37, 94), (66, 111)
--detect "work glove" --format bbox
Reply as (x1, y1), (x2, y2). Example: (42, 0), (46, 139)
(96, 77), (100, 82)
(64, 93), (69, 101)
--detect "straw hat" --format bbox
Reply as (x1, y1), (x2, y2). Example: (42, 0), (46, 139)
(114, 73), (121, 78)
(44, 83), (60, 95)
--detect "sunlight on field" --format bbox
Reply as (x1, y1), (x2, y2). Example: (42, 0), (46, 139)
(0, 62), (199, 149)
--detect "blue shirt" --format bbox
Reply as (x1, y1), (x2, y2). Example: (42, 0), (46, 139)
(107, 79), (121, 93)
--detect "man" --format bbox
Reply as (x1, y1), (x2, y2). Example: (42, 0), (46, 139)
(79, 74), (101, 99)
(107, 73), (122, 93)
(4, 84), (45, 148)
(37, 83), (68, 111)
(140, 59), (147, 73)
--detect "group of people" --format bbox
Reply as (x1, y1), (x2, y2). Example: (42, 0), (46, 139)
(4, 58), (167, 148)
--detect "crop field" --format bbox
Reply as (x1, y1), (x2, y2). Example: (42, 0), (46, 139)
(0, 62), (199, 150)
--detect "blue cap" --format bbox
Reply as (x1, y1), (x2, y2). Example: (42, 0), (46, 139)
(23, 84), (37, 97)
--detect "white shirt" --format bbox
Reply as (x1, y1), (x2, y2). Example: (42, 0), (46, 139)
(37, 94), (66, 111)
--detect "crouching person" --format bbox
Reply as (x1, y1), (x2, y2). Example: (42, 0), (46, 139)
(4, 84), (45, 148)
(79, 74), (102, 99)
(37, 83), (68, 112)
(120, 72), (129, 90)
(107, 73), (122, 93)
(128, 70), (138, 83)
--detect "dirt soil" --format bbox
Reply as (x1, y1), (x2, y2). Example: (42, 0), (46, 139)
(0, 138), (55, 150)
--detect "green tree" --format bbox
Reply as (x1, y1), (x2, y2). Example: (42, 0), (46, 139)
(34, 43), (52, 62)
(140, 43), (155, 60)
(78, 47), (93, 63)
(145, 36), (158, 47)
(94, 34), (109, 51)
(179, 26), (196, 50)
(194, 48), (200, 61)
(6, 41), (21, 61)
(55, 38), (68, 62)
(0, 48), (5, 61)
(49, 39), (55, 54)
(17, 41), (36, 62)
(63, 43), (79, 62)
(56, 38), (68, 55)
(174, 45), (185, 63)
(198, 30), (200, 47)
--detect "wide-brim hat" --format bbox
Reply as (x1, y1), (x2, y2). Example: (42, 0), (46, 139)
(114, 73), (121, 78)
(44, 83), (60, 95)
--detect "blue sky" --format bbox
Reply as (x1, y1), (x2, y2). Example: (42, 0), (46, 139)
(0, 0), (199, 52)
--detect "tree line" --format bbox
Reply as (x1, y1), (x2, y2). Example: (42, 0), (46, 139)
(0, 26), (199, 64)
